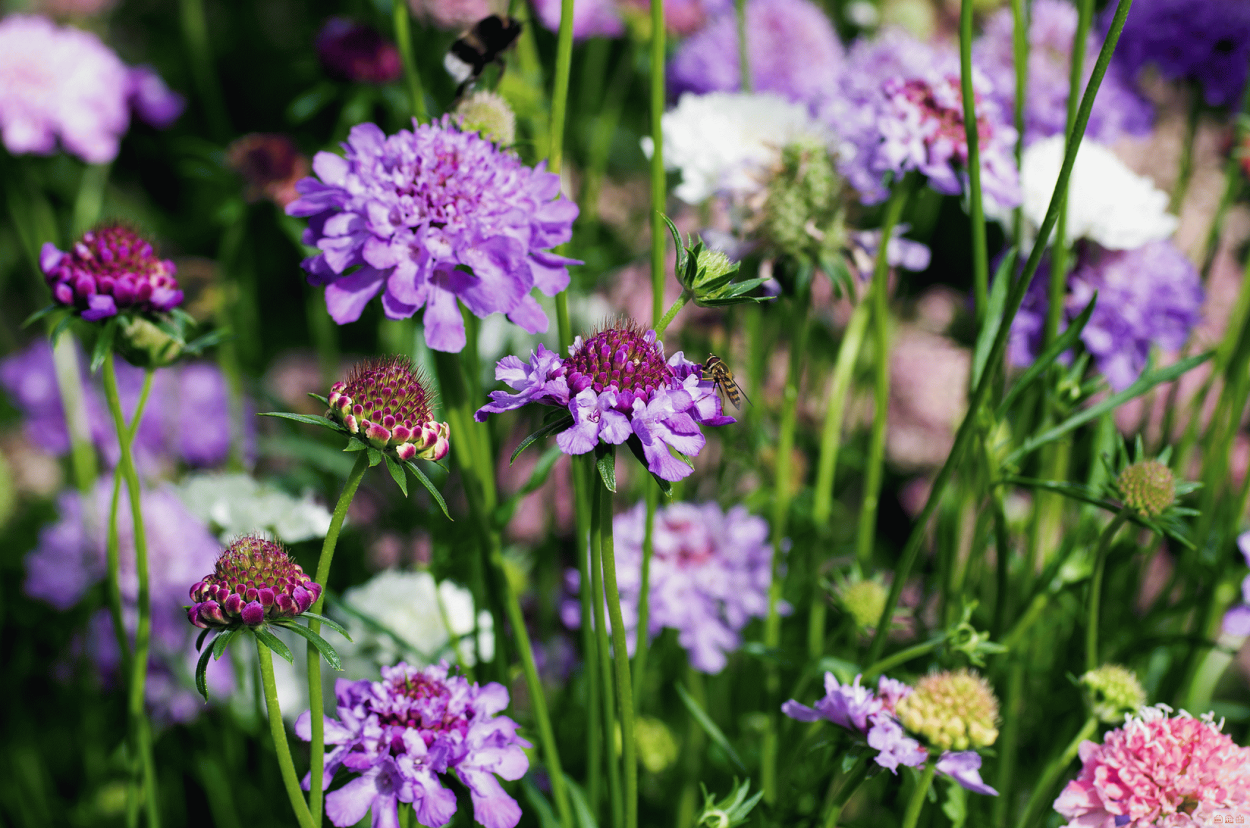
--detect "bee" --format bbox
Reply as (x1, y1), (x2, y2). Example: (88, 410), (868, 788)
(703, 354), (749, 410)
(444, 14), (522, 99)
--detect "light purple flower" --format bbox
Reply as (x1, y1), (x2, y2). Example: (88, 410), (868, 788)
(295, 661), (530, 828)
(936, 751), (997, 796)
(668, 0), (843, 109)
(474, 324), (732, 481)
(1109, 0), (1250, 109)
(1222, 532), (1250, 636)
(867, 713), (929, 772)
(976, 0), (1151, 145)
(286, 118), (580, 352)
(782, 673), (883, 733)
(531, 0), (625, 40)
(41, 224), (183, 321)
(0, 14), (181, 163)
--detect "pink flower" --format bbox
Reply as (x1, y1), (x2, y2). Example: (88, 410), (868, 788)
(1054, 705), (1250, 827)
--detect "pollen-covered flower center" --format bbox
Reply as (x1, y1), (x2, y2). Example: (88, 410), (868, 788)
(211, 537), (303, 590)
(378, 674), (472, 741)
(334, 356), (432, 429)
(564, 326), (675, 398)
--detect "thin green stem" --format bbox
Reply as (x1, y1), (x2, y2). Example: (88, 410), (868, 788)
(865, 0), (1138, 667)
(821, 755), (871, 828)
(598, 473), (637, 828)
(1010, 0), (1029, 262)
(1199, 63), (1250, 277)
(864, 637), (941, 681)
(590, 470), (623, 828)
(548, 0), (576, 172)
(674, 665), (706, 828)
(856, 180), (912, 566)
(734, 0), (750, 92)
(653, 290), (691, 338)
(305, 450), (370, 825)
(392, 0), (427, 122)
(1169, 89), (1201, 215)
(992, 656), (1026, 827)
(73, 164), (111, 237)
(580, 42), (636, 225)
(177, 0), (229, 139)
(633, 484), (658, 709)
(1017, 717), (1098, 828)
(52, 337), (98, 494)
(1086, 511), (1128, 673)
(256, 637), (319, 828)
(650, 0), (668, 327)
(960, 0), (989, 323)
(901, 760), (937, 828)
(573, 457), (603, 815)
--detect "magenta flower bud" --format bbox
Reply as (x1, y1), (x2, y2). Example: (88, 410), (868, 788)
(185, 535), (322, 629)
(326, 356), (451, 462)
(41, 224), (182, 321)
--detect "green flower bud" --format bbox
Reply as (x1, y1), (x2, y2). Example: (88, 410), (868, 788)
(1080, 665), (1146, 724)
(839, 578), (888, 631)
(455, 90), (516, 146)
(116, 315), (184, 368)
(1117, 458), (1175, 518)
(635, 716), (679, 774)
(758, 140), (845, 264)
(896, 668), (1000, 751)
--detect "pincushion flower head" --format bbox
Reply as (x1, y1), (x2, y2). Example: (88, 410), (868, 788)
(286, 118), (580, 352)
(1080, 665), (1147, 724)
(41, 224), (182, 322)
(474, 321), (733, 482)
(1054, 705), (1250, 827)
(295, 661), (530, 828)
(316, 17), (402, 84)
(187, 536), (321, 630)
(896, 668), (1000, 752)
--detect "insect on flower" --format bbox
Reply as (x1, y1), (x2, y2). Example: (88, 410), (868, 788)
(444, 13), (522, 99)
(704, 354), (749, 409)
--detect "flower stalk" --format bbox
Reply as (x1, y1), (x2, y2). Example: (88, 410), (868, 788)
(960, 0), (989, 322)
(391, 0), (426, 122)
(257, 637), (318, 828)
(821, 754), (871, 828)
(1086, 510), (1128, 672)
(900, 760), (938, 828)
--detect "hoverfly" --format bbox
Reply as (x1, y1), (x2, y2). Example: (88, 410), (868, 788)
(444, 14), (522, 100)
(703, 354), (749, 410)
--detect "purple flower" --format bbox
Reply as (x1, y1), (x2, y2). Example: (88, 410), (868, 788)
(0, 14), (180, 163)
(867, 713), (929, 772)
(935, 751), (997, 796)
(1222, 532), (1250, 636)
(327, 356), (450, 462)
(316, 17), (403, 84)
(531, 0), (625, 40)
(187, 536), (322, 629)
(295, 661), (530, 828)
(975, 0), (1151, 145)
(1009, 241), (1203, 391)
(782, 673), (883, 733)
(286, 118), (580, 352)
(1109, 0), (1250, 109)
(474, 323), (732, 481)
(42, 224), (183, 321)
(783, 673), (926, 773)
(668, 0), (843, 109)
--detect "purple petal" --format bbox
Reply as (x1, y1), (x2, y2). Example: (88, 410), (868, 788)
(936, 751), (998, 796)
(781, 700), (821, 722)
(323, 267), (386, 324)
(459, 769), (523, 828)
(126, 65), (185, 129)
(506, 294), (549, 334)
(1223, 604), (1250, 636)
(325, 771), (386, 827)
(422, 287), (466, 353)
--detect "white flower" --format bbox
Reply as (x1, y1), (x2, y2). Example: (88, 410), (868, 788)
(642, 91), (831, 204)
(338, 570), (494, 668)
(173, 472), (332, 543)
(996, 136), (1178, 250)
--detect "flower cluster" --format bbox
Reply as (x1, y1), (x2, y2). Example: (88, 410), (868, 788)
(286, 118), (580, 352)
(315, 17), (402, 84)
(475, 322), (733, 481)
(327, 356), (449, 462)
(1079, 665), (1146, 724)
(187, 536), (322, 629)
(895, 668), (999, 752)
(296, 661), (530, 828)
(0, 14), (183, 163)
(41, 224), (183, 322)
(1222, 532), (1250, 636)
(1054, 705), (1250, 827)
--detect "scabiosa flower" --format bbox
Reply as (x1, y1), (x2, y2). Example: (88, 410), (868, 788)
(1222, 532), (1250, 636)
(226, 133), (310, 208)
(406, 0), (492, 30)
(896, 668), (1000, 752)
(327, 356), (449, 463)
(187, 536), (321, 629)
(1116, 458), (1177, 519)
(668, 0), (844, 108)
(316, 18), (403, 84)
(1110, 0), (1250, 109)
(1080, 665), (1147, 724)
(41, 223), (182, 322)
(295, 661), (530, 828)
(454, 90), (516, 146)
(975, 0), (1152, 145)
(1054, 705), (1250, 827)
(643, 91), (830, 205)
(0, 15), (182, 163)
(286, 119), (580, 351)
(475, 322), (732, 482)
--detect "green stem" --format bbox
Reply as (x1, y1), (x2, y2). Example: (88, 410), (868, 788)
(548, 0), (576, 172)
(1169, 89), (1201, 215)
(256, 637), (319, 828)
(580, 41), (636, 226)
(597, 472), (637, 828)
(650, 0), (668, 327)
(1086, 511), (1128, 673)
(960, 0), (989, 323)
(1017, 717), (1098, 828)
(392, 0), (427, 122)
(653, 290), (691, 338)
(864, 637), (941, 680)
(856, 179), (912, 566)
(1199, 61), (1250, 277)
(992, 656), (1026, 827)
(1010, 0), (1029, 263)
(305, 450), (370, 825)
(734, 0), (750, 92)
(633, 484), (658, 708)
(865, 0), (1137, 668)
(589, 468), (623, 828)
(73, 164), (111, 236)
(52, 337), (98, 494)
(900, 760), (938, 828)
(674, 665), (706, 828)
(821, 755), (872, 828)
(573, 457), (603, 815)
(177, 0), (229, 139)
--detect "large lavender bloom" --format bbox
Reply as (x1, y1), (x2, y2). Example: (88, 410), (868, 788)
(976, 0), (1152, 145)
(0, 14), (183, 163)
(1009, 241), (1203, 391)
(295, 661), (530, 828)
(820, 29), (1019, 206)
(1110, 0), (1250, 109)
(668, 0), (843, 109)
(286, 118), (580, 352)
(474, 322), (733, 481)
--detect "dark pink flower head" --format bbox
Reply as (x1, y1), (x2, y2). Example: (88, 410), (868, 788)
(41, 224), (182, 321)
(187, 536), (322, 629)
(475, 322), (733, 481)
(226, 133), (310, 208)
(295, 661), (530, 828)
(316, 17), (403, 84)
(1054, 705), (1250, 828)
(328, 356), (449, 462)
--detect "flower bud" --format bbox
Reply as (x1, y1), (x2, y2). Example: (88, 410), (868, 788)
(1116, 458), (1175, 518)
(455, 90), (516, 146)
(328, 356), (450, 462)
(758, 140), (845, 264)
(1080, 664), (1146, 724)
(896, 668), (1000, 751)
(41, 224), (182, 322)
(188, 536), (321, 629)
(115, 314), (184, 368)
(838, 578), (888, 631)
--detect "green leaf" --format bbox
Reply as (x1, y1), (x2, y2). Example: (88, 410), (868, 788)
(366, 447), (383, 467)
(300, 611), (353, 641)
(384, 454), (409, 497)
(253, 626), (294, 663)
(510, 414), (575, 464)
(89, 318), (117, 374)
(195, 627), (211, 652)
(184, 328), (233, 356)
(675, 682), (748, 774)
(595, 445), (616, 493)
(972, 252), (1013, 389)
(195, 643), (214, 701)
(258, 411), (344, 432)
(662, 213), (689, 282)
(996, 294), (1097, 419)
(493, 444), (563, 528)
(942, 778), (969, 827)
(21, 305), (58, 329)
(49, 312), (74, 347)
(275, 620), (343, 671)
(212, 627), (239, 660)
(307, 393), (330, 407)
(404, 460), (451, 519)
(563, 774), (602, 828)
(344, 437), (367, 452)
(520, 781), (561, 828)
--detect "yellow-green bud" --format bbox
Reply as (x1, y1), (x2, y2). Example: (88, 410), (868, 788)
(759, 140), (845, 264)
(896, 668), (1000, 751)
(634, 716), (679, 774)
(695, 248), (736, 284)
(1117, 459), (1175, 518)
(117, 315), (184, 368)
(455, 91), (516, 146)
(1080, 665), (1146, 724)
(839, 579), (889, 631)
